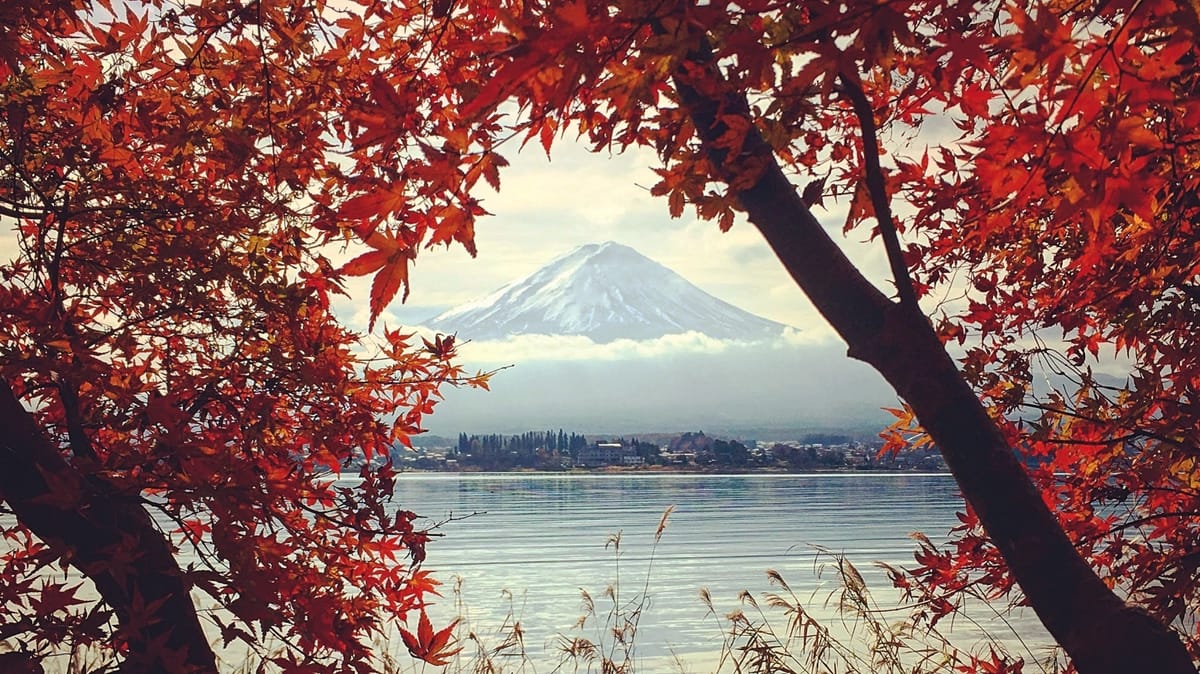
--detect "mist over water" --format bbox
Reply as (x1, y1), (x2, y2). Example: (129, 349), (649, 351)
(424, 341), (898, 435)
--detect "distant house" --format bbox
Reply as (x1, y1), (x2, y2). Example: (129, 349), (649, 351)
(659, 451), (696, 465)
(577, 442), (627, 467)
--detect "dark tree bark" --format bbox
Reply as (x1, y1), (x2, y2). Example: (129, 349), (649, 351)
(0, 380), (218, 673)
(666, 28), (1197, 674)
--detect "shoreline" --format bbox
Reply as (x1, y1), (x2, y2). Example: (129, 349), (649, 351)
(396, 464), (951, 475)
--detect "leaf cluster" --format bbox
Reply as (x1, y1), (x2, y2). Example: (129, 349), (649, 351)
(1, 0), (495, 668)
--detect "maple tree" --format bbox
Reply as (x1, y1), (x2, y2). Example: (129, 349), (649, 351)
(404, 1), (1194, 673)
(5, 1), (1200, 673)
(0, 0), (493, 670)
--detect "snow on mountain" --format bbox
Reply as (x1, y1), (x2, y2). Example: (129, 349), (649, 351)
(422, 241), (790, 343)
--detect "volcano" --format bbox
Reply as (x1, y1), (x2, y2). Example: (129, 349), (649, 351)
(422, 241), (790, 343)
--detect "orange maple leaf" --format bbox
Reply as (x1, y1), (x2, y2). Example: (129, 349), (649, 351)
(339, 231), (415, 329)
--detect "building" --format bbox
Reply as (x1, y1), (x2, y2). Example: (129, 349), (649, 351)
(577, 441), (627, 467)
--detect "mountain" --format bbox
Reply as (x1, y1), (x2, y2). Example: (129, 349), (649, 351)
(423, 241), (790, 342)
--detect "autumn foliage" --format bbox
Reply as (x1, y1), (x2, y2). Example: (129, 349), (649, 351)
(0, 0), (491, 670)
(891, 2), (1200, 646)
(402, 0), (1199, 672)
(4, 0), (1200, 672)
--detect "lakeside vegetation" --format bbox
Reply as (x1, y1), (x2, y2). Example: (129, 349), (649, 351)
(438, 527), (1061, 674)
(391, 430), (949, 473)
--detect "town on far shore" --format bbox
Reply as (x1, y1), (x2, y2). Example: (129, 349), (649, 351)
(374, 430), (949, 473)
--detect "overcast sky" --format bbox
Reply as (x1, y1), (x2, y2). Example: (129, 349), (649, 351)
(0, 132), (899, 355)
(338, 139), (895, 349)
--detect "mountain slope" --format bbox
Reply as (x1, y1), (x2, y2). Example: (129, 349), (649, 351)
(423, 241), (789, 342)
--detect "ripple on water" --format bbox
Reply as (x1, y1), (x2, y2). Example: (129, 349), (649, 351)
(380, 473), (1050, 671)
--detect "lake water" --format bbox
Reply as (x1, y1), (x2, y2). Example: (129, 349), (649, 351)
(388, 472), (1052, 672)
(1, 471), (1053, 672)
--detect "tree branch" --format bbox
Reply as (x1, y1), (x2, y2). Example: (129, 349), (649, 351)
(660, 16), (1196, 674)
(837, 71), (919, 307)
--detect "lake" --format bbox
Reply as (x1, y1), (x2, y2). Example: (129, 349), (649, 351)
(386, 472), (1052, 672)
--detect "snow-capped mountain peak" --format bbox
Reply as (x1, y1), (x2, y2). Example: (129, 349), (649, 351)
(423, 241), (789, 343)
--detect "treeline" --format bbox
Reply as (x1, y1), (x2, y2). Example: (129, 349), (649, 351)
(449, 431), (668, 470)
(456, 429), (589, 454)
(406, 429), (947, 473)
(454, 429), (591, 470)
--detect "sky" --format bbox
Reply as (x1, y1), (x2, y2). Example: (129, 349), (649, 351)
(0, 132), (906, 435)
(334, 139), (895, 351)
(0, 135), (891, 346)
(325, 138), (909, 434)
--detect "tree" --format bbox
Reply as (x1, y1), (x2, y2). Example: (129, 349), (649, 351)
(7, 1), (1200, 673)
(710, 439), (750, 467)
(1, 0), (494, 670)
(392, 1), (1194, 673)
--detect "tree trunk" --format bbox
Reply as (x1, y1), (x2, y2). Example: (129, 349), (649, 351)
(0, 380), (218, 673)
(667, 32), (1197, 674)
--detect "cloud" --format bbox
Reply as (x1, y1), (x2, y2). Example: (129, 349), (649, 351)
(482, 143), (665, 230)
(315, 134), (898, 340)
(422, 339), (899, 435)
(443, 328), (841, 366)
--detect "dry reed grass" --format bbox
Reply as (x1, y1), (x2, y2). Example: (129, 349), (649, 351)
(2, 506), (1066, 674)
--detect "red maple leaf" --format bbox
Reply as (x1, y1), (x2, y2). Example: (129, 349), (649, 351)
(399, 611), (461, 666)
